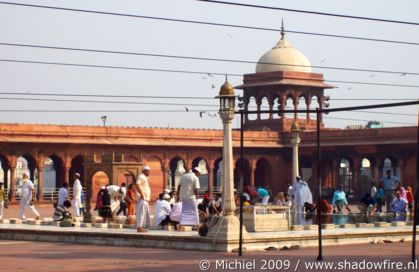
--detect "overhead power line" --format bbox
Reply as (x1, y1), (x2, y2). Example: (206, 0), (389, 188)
(1, 42), (418, 76)
(1, 58), (419, 89)
(0, 91), (415, 101)
(0, 109), (217, 113)
(0, 96), (219, 107)
(0, 2), (417, 46)
(0, 91), (213, 100)
(198, 0), (419, 26)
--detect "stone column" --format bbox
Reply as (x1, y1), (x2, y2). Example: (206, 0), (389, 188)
(162, 165), (168, 189)
(268, 99), (274, 120)
(332, 159), (339, 188)
(290, 123), (301, 183)
(250, 165), (255, 188)
(280, 96), (286, 120)
(37, 166), (44, 201)
(256, 100), (261, 120)
(9, 167), (16, 201)
(207, 165), (214, 195)
(353, 158), (361, 196)
(207, 80), (247, 241)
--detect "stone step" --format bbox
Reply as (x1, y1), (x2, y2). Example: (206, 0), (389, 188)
(50, 221), (60, 227)
(304, 225), (318, 230)
(149, 225), (163, 230)
(374, 222), (390, 227)
(95, 223), (108, 228)
(80, 223), (92, 228)
(72, 222), (81, 227)
(391, 221), (406, 227)
(179, 226), (193, 231)
(322, 224), (335, 229)
(339, 224), (355, 229)
(0, 219), (10, 224)
(163, 225), (175, 231)
(73, 217), (84, 222)
(108, 223), (123, 229)
(290, 225), (304, 231)
(9, 218), (22, 224)
(356, 223), (374, 228)
(27, 220), (42, 225)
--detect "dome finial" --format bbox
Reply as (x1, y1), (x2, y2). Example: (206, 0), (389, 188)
(280, 18), (285, 40)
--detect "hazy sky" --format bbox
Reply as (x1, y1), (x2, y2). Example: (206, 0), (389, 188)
(0, 0), (418, 130)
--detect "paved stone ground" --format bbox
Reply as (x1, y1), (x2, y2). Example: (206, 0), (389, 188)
(0, 240), (417, 272)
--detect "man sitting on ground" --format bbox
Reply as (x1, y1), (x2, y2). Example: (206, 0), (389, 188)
(53, 200), (73, 227)
(154, 193), (172, 228)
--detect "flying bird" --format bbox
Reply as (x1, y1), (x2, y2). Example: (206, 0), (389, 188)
(207, 73), (213, 77)
(347, 87), (353, 90)
(400, 73), (407, 77)
(227, 33), (233, 39)
(369, 74), (376, 78)
(185, 107), (189, 112)
(320, 58), (327, 64)
(211, 84), (215, 89)
(199, 111), (206, 118)
(201, 76), (208, 80)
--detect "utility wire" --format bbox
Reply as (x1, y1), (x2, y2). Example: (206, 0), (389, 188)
(198, 0), (419, 26)
(0, 91), (214, 100)
(1, 42), (418, 76)
(0, 2), (417, 45)
(0, 109), (217, 113)
(0, 96), (219, 107)
(1, 58), (419, 89)
(0, 91), (415, 101)
(323, 116), (415, 126)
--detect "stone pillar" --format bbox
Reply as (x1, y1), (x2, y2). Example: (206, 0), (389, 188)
(290, 123), (301, 183)
(293, 97), (298, 120)
(37, 166), (44, 201)
(280, 96), (286, 120)
(268, 99), (274, 120)
(162, 165), (168, 189)
(332, 159), (339, 188)
(256, 100), (261, 120)
(9, 167), (16, 201)
(208, 80), (247, 241)
(374, 160), (383, 181)
(353, 158), (361, 196)
(306, 96), (311, 121)
(208, 165), (214, 195)
(249, 165), (255, 188)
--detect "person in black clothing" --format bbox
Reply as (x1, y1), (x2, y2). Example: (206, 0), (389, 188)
(99, 188), (112, 223)
(198, 198), (210, 222)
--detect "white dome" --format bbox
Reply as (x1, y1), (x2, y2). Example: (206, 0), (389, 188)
(255, 39), (312, 73)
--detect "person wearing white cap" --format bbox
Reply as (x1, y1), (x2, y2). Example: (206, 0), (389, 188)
(18, 173), (40, 220)
(177, 167), (201, 228)
(154, 193), (172, 227)
(135, 166), (152, 232)
(293, 175), (312, 214)
(72, 173), (82, 217)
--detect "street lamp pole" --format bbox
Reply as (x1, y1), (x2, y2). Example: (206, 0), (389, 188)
(291, 122), (301, 183)
(207, 78), (247, 246)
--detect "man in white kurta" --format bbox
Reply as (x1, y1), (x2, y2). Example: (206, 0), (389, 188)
(177, 167), (201, 227)
(57, 182), (69, 206)
(19, 173), (40, 219)
(135, 166), (151, 232)
(154, 194), (172, 226)
(293, 176), (313, 214)
(72, 173), (82, 217)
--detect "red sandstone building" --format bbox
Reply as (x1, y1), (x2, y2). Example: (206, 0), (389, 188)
(0, 31), (416, 202)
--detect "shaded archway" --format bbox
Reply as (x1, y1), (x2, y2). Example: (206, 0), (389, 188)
(168, 156), (186, 190)
(91, 171), (110, 199)
(70, 155), (84, 187)
(117, 170), (136, 186)
(0, 155), (9, 191)
(234, 158), (250, 188)
(338, 158), (353, 194)
(43, 154), (64, 188)
(360, 157), (374, 194)
(247, 96), (257, 120)
(382, 157), (399, 177)
(213, 158), (223, 190)
(254, 158), (270, 188)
